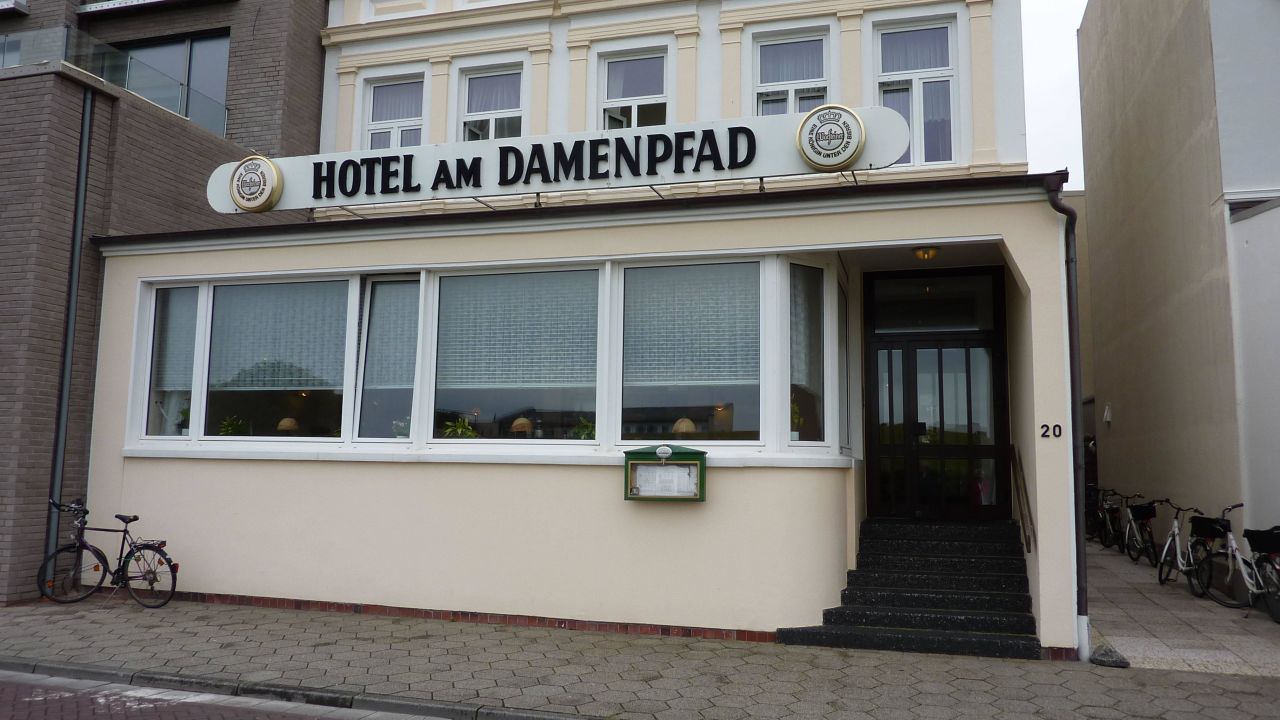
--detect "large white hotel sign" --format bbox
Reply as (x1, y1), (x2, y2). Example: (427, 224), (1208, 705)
(208, 106), (909, 214)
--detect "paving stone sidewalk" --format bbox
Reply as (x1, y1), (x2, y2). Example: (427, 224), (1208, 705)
(1087, 542), (1280, 676)
(2, 598), (1280, 720)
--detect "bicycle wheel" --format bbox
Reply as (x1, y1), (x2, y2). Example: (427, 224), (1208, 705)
(1126, 525), (1144, 562)
(1201, 551), (1249, 609)
(123, 545), (176, 608)
(1188, 539), (1211, 597)
(1158, 537), (1177, 585)
(1257, 557), (1280, 624)
(1143, 526), (1158, 567)
(1100, 517), (1116, 548)
(37, 545), (108, 603)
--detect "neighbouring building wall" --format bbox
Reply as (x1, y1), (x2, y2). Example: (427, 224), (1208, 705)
(0, 73), (105, 604)
(1078, 0), (1242, 527)
(1230, 202), (1280, 532)
(1208, 0), (1280, 201)
(82, 0), (326, 158)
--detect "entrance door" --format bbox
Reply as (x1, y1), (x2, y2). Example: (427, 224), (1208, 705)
(864, 270), (1010, 521)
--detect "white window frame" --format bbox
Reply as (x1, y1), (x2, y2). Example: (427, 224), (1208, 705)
(425, 264), (604, 446)
(362, 75), (426, 151)
(753, 33), (830, 116)
(610, 257), (769, 449)
(354, 274), (425, 443)
(783, 254), (839, 449)
(590, 40), (674, 131)
(127, 255), (850, 463)
(872, 17), (960, 167)
(455, 61), (527, 142)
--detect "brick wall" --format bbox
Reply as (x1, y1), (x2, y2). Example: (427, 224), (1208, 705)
(0, 66), (313, 603)
(83, 0), (327, 157)
(0, 74), (85, 604)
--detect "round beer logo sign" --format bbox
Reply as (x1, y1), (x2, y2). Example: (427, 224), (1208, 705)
(229, 156), (283, 212)
(796, 105), (865, 172)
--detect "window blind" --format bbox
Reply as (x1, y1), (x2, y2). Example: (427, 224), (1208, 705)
(467, 72), (521, 113)
(881, 27), (949, 73)
(371, 81), (423, 122)
(435, 271), (598, 389)
(208, 281), (348, 391)
(606, 56), (664, 100)
(362, 280), (419, 389)
(623, 263), (760, 387)
(760, 39), (823, 84)
(149, 286), (198, 391)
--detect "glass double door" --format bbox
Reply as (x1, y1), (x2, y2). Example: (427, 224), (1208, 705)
(867, 338), (1010, 521)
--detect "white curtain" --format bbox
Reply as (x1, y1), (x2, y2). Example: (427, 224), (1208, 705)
(149, 287), (198, 391)
(789, 265), (823, 392)
(606, 56), (664, 100)
(361, 281), (419, 390)
(467, 72), (521, 113)
(881, 27), (948, 73)
(881, 85), (912, 164)
(760, 39), (823, 84)
(623, 263), (760, 387)
(371, 80), (423, 122)
(208, 281), (348, 390)
(435, 271), (598, 389)
(923, 80), (952, 162)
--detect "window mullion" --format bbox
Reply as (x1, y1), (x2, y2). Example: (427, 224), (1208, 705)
(762, 256), (785, 452)
(189, 283), (212, 442)
(340, 277), (362, 444)
(422, 269), (442, 443)
(595, 262), (613, 450)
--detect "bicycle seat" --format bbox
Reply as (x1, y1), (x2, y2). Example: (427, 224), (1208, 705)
(115, 514), (139, 524)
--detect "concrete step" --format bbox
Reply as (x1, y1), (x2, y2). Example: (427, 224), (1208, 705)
(776, 624), (1041, 660)
(840, 586), (1032, 613)
(856, 552), (1027, 575)
(847, 569), (1029, 594)
(822, 604), (1037, 635)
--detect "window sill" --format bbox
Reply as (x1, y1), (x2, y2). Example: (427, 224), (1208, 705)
(120, 444), (855, 468)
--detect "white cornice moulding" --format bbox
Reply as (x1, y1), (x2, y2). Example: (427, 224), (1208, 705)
(0, 0), (30, 15)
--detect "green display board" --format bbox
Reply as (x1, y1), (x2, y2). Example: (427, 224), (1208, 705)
(623, 445), (707, 502)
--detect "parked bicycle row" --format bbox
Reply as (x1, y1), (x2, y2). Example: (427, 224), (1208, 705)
(1086, 487), (1280, 623)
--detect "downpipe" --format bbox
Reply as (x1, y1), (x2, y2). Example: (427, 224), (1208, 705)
(1046, 175), (1089, 660)
(42, 87), (95, 573)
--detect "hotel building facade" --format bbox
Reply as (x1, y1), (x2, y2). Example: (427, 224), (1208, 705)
(82, 0), (1085, 659)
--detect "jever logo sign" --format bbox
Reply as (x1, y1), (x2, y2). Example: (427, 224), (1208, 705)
(229, 156), (284, 212)
(796, 105), (865, 172)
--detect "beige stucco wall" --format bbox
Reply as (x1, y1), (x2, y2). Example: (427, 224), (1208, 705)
(89, 196), (1075, 643)
(1079, 0), (1242, 530)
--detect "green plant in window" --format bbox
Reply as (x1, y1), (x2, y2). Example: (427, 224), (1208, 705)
(442, 417), (480, 438)
(177, 407), (190, 431)
(218, 415), (249, 436)
(390, 417), (411, 438)
(790, 392), (805, 432)
(571, 416), (595, 441)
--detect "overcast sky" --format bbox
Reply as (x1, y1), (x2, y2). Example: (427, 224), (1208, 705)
(1022, 0), (1088, 189)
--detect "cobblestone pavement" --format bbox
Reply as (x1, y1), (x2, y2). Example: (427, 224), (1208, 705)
(0, 670), (440, 720)
(2, 598), (1280, 720)
(1088, 542), (1280, 676)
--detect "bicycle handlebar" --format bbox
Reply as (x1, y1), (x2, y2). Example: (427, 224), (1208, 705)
(1221, 502), (1245, 517)
(48, 498), (87, 515)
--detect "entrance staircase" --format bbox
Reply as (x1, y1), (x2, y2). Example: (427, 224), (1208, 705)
(777, 519), (1040, 659)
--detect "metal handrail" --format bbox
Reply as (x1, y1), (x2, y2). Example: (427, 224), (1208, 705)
(1010, 444), (1037, 553)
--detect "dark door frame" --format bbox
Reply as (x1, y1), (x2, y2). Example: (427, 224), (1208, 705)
(862, 266), (1011, 521)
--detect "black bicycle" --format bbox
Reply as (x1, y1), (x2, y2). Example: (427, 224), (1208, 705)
(38, 499), (178, 608)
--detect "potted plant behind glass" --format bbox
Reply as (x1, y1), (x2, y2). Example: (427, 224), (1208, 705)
(442, 417), (480, 438)
(390, 416), (411, 439)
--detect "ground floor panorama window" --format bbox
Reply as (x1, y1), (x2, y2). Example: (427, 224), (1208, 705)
(434, 270), (597, 440)
(133, 256), (848, 452)
(206, 281), (348, 437)
(622, 263), (760, 441)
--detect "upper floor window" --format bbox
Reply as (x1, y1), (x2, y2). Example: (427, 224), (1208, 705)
(462, 69), (522, 141)
(877, 24), (954, 165)
(367, 79), (424, 150)
(756, 37), (827, 116)
(602, 54), (666, 129)
(108, 34), (230, 136)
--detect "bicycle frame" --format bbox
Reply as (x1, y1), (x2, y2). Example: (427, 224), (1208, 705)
(1222, 531), (1262, 596)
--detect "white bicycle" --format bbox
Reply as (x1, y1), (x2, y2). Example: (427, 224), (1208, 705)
(1155, 499), (1207, 597)
(1190, 503), (1280, 622)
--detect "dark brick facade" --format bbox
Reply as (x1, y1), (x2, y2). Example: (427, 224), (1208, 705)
(0, 0), (326, 603)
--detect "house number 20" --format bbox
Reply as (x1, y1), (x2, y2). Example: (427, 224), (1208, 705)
(1040, 424), (1063, 438)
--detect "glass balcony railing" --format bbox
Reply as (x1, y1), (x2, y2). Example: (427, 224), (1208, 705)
(0, 26), (227, 137)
